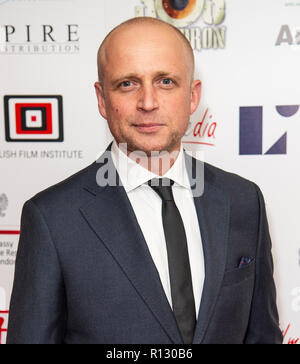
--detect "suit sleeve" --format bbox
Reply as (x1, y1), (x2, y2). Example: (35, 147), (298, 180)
(6, 199), (66, 344)
(244, 186), (283, 344)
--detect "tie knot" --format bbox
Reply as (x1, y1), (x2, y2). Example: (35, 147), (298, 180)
(148, 178), (174, 201)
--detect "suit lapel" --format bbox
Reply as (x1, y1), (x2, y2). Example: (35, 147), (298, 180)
(80, 145), (183, 344)
(184, 153), (230, 344)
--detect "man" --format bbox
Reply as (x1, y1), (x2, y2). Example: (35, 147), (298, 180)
(7, 17), (283, 344)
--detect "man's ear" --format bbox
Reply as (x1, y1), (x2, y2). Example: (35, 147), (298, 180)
(190, 80), (202, 115)
(94, 81), (107, 120)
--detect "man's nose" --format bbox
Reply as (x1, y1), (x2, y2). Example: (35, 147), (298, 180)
(137, 84), (159, 112)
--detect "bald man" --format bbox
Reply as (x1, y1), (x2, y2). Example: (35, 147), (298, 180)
(7, 17), (282, 344)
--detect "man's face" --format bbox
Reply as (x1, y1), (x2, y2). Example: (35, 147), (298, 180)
(95, 24), (201, 155)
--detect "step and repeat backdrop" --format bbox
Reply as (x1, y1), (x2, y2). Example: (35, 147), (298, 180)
(0, 0), (299, 344)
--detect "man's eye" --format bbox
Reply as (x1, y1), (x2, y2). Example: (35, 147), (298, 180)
(161, 78), (173, 86)
(120, 81), (132, 88)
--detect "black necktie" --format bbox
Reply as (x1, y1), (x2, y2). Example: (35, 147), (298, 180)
(148, 178), (196, 344)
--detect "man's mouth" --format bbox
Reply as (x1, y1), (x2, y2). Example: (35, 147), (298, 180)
(133, 123), (165, 133)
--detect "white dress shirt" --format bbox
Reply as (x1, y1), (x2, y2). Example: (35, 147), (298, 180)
(110, 139), (205, 318)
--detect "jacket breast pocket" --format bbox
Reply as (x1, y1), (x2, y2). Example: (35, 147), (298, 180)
(205, 260), (256, 343)
(222, 259), (255, 287)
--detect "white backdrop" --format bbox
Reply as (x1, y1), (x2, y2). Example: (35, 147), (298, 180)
(0, 0), (299, 344)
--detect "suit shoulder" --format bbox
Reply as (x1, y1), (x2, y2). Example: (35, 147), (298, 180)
(203, 162), (264, 222)
(204, 161), (259, 196)
(29, 161), (97, 210)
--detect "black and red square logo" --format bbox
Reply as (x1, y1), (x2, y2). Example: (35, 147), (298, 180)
(4, 95), (63, 142)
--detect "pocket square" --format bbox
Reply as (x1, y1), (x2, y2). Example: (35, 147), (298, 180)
(238, 256), (253, 268)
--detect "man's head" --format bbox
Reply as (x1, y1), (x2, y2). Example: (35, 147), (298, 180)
(95, 17), (201, 156)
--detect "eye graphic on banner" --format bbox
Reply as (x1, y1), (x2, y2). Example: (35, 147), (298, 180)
(153, 0), (225, 27)
(4, 95), (63, 142)
(135, 1), (227, 51)
(155, 0), (204, 27)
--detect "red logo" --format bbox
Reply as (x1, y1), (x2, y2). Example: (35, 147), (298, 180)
(14, 102), (53, 135)
(183, 107), (217, 147)
(0, 311), (8, 345)
(4, 95), (63, 142)
(281, 323), (300, 345)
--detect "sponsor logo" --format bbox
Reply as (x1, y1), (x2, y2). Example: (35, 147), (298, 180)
(4, 95), (63, 142)
(276, 25), (300, 47)
(0, 23), (79, 54)
(183, 107), (217, 147)
(135, 0), (226, 51)
(239, 105), (299, 155)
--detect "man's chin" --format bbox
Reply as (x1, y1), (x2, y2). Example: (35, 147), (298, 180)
(125, 142), (179, 157)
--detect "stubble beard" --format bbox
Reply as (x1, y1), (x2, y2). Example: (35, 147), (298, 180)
(119, 129), (183, 157)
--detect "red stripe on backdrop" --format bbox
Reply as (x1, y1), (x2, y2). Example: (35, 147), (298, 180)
(0, 231), (20, 235)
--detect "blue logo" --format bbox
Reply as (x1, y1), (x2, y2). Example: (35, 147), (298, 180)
(239, 105), (299, 155)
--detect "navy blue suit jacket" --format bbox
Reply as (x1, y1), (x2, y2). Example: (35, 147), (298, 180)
(7, 142), (283, 344)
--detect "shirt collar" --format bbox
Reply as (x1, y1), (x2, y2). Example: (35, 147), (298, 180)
(110, 139), (191, 193)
